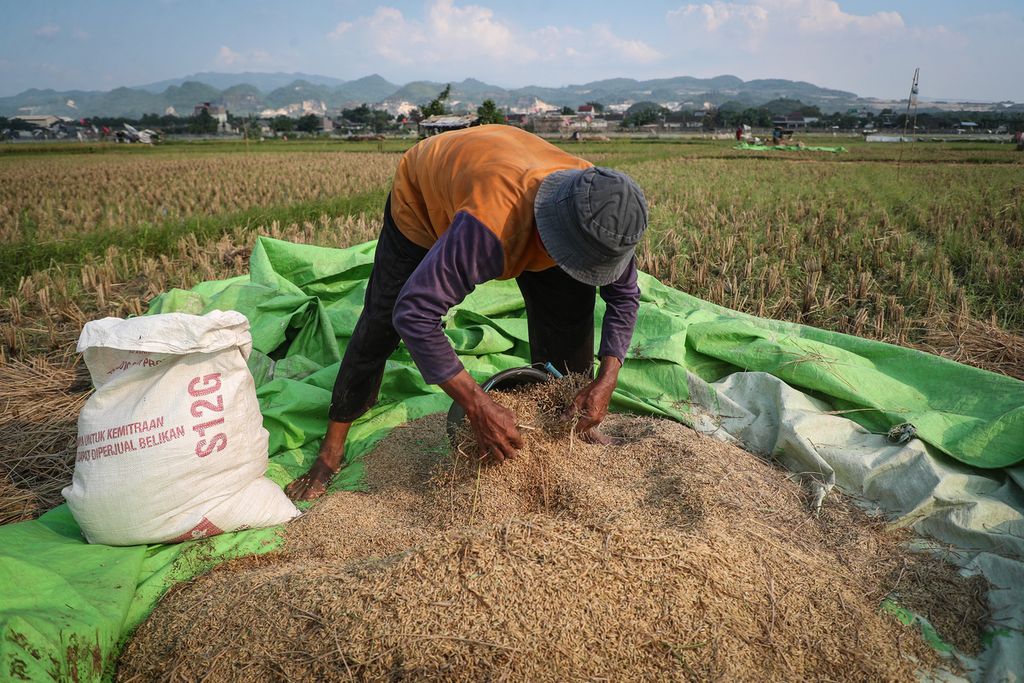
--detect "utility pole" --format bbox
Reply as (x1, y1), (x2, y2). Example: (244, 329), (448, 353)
(897, 68), (920, 179)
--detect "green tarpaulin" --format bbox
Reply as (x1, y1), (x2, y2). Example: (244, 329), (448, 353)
(1, 236), (1021, 680)
(735, 142), (848, 153)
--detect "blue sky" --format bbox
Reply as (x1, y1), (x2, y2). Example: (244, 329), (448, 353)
(2, 0), (1021, 100)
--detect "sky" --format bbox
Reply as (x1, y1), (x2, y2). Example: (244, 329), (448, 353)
(1, 0), (1022, 101)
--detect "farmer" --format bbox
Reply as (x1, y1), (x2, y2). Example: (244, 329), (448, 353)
(286, 125), (648, 501)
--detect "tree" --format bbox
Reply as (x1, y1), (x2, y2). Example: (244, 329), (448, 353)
(420, 84), (451, 118)
(560, 106), (575, 116)
(760, 98), (806, 116)
(227, 112), (248, 131)
(341, 104), (394, 132)
(727, 107), (773, 128)
(296, 113), (321, 133)
(701, 108), (724, 130)
(622, 102), (668, 128)
(240, 115), (263, 140)
(270, 115), (294, 133)
(820, 111), (859, 130)
(477, 99), (505, 125)
(0, 117), (37, 132)
(188, 109), (218, 135)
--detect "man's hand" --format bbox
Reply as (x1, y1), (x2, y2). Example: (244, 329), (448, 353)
(563, 356), (621, 443)
(466, 395), (523, 462)
(441, 369), (523, 462)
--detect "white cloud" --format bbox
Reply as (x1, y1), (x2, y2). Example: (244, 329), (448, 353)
(670, 0), (903, 35)
(792, 0), (903, 33)
(660, 0), (981, 97)
(364, 7), (426, 64)
(593, 24), (661, 63)
(669, 2), (767, 32)
(215, 45), (273, 69)
(425, 0), (521, 58)
(34, 23), (61, 39)
(327, 21), (353, 40)
(325, 1), (657, 77)
(217, 46), (242, 66)
(528, 26), (584, 61)
(332, 2), (525, 63)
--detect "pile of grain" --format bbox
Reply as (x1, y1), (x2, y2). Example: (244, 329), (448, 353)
(118, 380), (986, 682)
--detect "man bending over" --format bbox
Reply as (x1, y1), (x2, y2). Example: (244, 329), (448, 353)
(287, 126), (648, 501)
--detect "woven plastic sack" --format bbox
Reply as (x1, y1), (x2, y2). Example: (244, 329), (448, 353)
(62, 310), (299, 546)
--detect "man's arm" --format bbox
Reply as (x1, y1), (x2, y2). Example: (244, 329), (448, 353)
(391, 212), (505, 384)
(596, 256), (641, 365)
(391, 213), (523, 460)
(564, 259), (640, 437)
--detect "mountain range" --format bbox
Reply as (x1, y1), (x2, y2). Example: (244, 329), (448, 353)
(2, 72), (878, 119)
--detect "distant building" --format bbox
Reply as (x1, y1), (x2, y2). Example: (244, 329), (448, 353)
(13, 114), (63, 128)
(418, 114), (480, 137)
(258, 100), (328, 118)
(773, 113), (819, 130)
(529, 112), (570, 134)
(566, 113), (608, 132)
(194, 102), (227, 121)
(194, 102), (229, 132)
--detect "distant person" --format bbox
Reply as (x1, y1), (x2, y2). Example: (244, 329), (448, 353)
(736, 126), (744, 141)
(1015, 130), (1023, 151)
(772, 127), (784, 145)
(286, 126), (649, 501)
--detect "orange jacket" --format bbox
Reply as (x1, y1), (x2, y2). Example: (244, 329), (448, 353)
(389, 126), (593, 279)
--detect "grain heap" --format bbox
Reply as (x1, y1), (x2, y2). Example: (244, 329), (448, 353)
(118, 378), (986, 682)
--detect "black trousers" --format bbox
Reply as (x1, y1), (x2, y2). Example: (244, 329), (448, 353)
(329, 198), (596, 423)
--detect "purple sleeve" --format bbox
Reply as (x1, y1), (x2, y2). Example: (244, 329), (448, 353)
(392, 212), (505, 385)
(598, 257), (640, 362)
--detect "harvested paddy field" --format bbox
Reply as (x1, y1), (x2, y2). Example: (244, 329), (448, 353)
(0, 138), (1014, 680)
(118, 380), (986, 682)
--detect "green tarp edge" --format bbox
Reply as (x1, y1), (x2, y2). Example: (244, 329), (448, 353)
(1, 235), (1021, 681)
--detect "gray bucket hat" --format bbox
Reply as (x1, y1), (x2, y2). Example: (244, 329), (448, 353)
(534, 167), (648, 286)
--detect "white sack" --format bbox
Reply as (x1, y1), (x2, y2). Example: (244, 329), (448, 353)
(63, 310), (299, 546)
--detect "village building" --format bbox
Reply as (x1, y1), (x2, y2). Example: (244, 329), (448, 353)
(417, 114), (480, 137)
(193, 102), (230, 132)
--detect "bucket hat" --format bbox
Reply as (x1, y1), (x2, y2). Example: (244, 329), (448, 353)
(534, 167), (648, 286)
